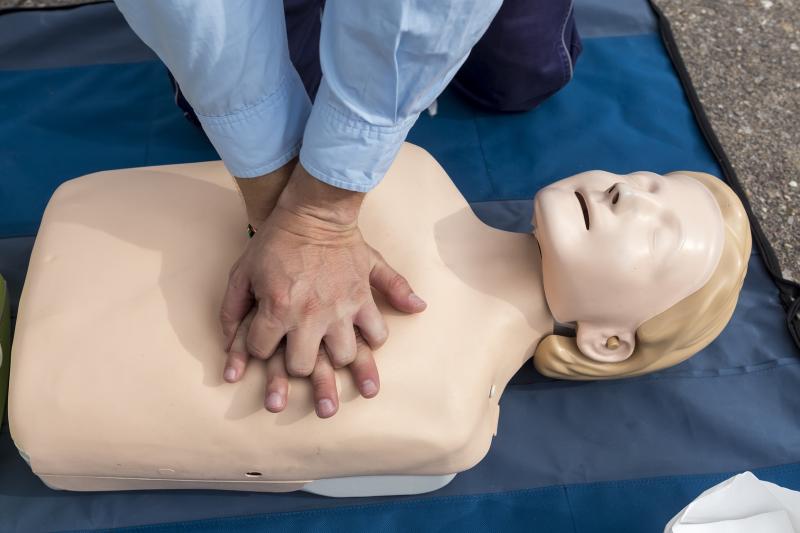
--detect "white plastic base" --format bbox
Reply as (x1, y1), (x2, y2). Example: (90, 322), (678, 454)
(302, 474), (457, 497)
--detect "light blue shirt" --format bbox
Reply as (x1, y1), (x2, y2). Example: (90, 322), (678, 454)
(115, 0), (501, 192)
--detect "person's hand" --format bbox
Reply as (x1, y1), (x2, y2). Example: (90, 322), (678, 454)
(226, 307), (381, 417)
(221, 163), (426, 416)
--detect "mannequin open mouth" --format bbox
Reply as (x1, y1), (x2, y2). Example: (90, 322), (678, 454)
(575, 191), (590, 230)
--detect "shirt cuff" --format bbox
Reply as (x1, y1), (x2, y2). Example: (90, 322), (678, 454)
(299, 82), (416, 192)
(196, 69), (311, 178)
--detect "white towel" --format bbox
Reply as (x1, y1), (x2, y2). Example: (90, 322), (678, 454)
(666, 472), (800, 533)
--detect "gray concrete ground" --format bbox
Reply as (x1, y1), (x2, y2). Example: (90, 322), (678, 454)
(2, 0), (798, 280)
(655, 0), (799, 281)
(0, 0), (98, 8)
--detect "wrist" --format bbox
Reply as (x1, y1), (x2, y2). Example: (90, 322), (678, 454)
(235, 158), (296, 228)
(277, 163), (364, 228)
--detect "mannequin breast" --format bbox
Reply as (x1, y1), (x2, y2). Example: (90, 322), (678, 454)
(9, 144), (549, 487)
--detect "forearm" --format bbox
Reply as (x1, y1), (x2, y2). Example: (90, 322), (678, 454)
(116, 0), (311, 179)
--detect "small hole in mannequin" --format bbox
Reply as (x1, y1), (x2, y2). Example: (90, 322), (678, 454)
(245, 472), (263, 477)
(612, 192), (620, 205)
(606, 336), (620, 350)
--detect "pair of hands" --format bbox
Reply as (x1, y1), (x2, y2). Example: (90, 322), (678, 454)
(220, 161), (426, 418)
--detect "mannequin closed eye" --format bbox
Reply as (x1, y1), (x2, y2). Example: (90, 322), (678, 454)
(650, 213), (682, 260)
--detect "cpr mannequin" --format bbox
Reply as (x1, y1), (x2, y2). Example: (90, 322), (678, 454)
(8, 144), (750, 496)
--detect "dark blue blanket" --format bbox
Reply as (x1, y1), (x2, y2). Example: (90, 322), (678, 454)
(0, 1), (798, 531)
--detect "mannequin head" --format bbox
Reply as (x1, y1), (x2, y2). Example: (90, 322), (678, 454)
(532, 171), (750, 378)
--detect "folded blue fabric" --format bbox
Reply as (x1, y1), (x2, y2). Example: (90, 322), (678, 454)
(0, 1), (797, 532)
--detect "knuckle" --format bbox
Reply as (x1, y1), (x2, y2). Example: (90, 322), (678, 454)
(331, 350), (355, 367)
(340, 355), (357, 368)
(351, 285), (372, 302)
(219, 307), (238, 326)
(246, 342), (271, 360)
(261, 311), (286, 331)
(371, 328), (388, 347)
(287, 359), (314, 377)
(311, 370), (332, 389)
(266, 371), (285, 387)
(387, 273), (409, 292)
(266, 291), (291, 317)
(227, 268), (247, 288)
(301, 295), (322, 318)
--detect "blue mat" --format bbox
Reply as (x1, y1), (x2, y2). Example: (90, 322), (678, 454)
(1, 1), (799, 532)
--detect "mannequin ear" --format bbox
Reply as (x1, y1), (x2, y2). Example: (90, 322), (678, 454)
(576, 322), (635, 363)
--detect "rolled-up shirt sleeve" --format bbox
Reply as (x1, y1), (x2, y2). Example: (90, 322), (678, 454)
(300, 0), (502, 192)
(115, 0), (311, 178)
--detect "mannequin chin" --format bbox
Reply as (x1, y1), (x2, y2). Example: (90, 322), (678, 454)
(8, 144), (746, 496)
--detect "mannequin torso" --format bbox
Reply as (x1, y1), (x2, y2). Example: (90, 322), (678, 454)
(9, 144), (552, 488)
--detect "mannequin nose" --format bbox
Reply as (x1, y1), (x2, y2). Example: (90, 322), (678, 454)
(607, 182), (635, 204)
(607, 182), (654, 214)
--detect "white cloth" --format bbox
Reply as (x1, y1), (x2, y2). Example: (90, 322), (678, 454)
(665, 472), (800, 533)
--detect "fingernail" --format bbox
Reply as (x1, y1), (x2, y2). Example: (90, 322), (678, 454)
(361, 379), (378, 397)
(409, 293), (426, 309)
(224, 366), (237, 382)
(266, 392), (284, 411)
(317, 399), (335, 417)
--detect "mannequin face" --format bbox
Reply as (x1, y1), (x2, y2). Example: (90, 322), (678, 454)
(533, 171), (725, 362)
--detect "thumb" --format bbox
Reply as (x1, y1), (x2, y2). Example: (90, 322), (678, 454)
(369, 255), (427, 314)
